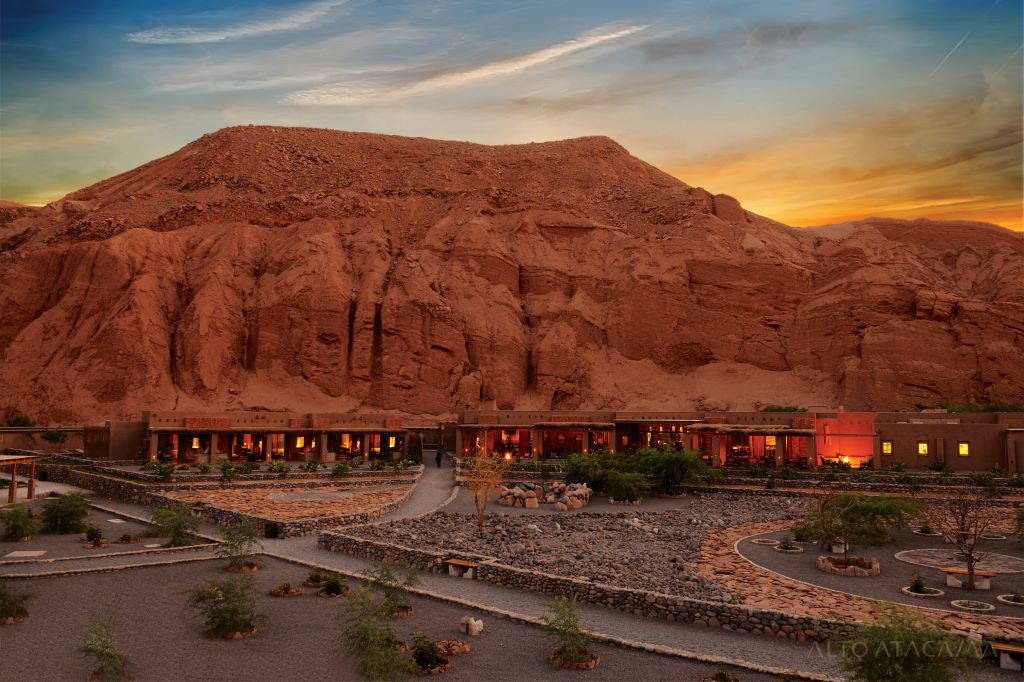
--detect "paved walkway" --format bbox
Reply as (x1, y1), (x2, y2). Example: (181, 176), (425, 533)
(373, 453), (457, 521)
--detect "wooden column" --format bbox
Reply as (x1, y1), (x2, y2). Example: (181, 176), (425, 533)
(263, 435), (271, 463)
(807, 435), (818, 469)
(148, 435), (159, 461)
(319, 432), (332, 463)
(8, 463), (16, 503)
(28, 460), (36, 500)
(582, 430), (591, 454)
(711, 434), (722, 467)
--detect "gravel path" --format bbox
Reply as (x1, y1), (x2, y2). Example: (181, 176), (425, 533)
(1, 502), (157, 562)
(372, 452), (457, 522)
(740, 527), (1024, 617)
(1, 557), (778, 682)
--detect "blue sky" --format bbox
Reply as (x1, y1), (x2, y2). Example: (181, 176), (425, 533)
(1, 0), (1021, 228)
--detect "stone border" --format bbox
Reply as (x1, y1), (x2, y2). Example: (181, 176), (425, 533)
(996, 595), (1024, 607)
(950, 600), (995, 613)
(901, 586), (945, 599)
(815, 556), (880, 577)
(0, 553), (217, 579)
(0, 541), (218, 565)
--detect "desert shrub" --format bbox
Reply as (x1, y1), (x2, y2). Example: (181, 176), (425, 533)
(118, 533), (133, 543)
(4, 413), (35, 427)
(238, 461), (260, 474)
(363, 563), (419, 618)
(1, 504), (40, 541)
(1008, 474), (1024, 488)
(187, 575), (264, 638)
(908, 575), (927, 594)
(152, 463), (175, 483)
(301, 461), (322, 473)
(42, 492), (90, 534)
(140, 460), (160, 472)
(925, 459), (951, 473)
(636, 447), (709, 494)
(369, 460), (386, 472)
(331, 462), (352, 478)
(605, 470), (646, 502)
(893, 473), (915, 485)
(792, 522), (814, 543)
(840, 605), (978, 681)
(748, 463), (769, 478)
(196, 463), (213, 474)
(306, 567), (326, 585)
(885, 462), (907, 473)
(968, 472), (997, 496)
(339, 583), (408, 681)
(217, 458), (238, 483)
(216, 519), (263, 570)
(777, 466), (799, 481)
(150, 504), (200, 547)
(80, 618), (129, 681)
(542, 595), (593, 665)
(801, 493), (920, 560)
(84, 524), (104, 545)
(321, 574), (348, 596)
(410, 633), (447, 671)
(0, 582), (30, 619)
(561, 453), (608, 491)
(822, 471), (840, 482)
(267, 461), (289, 478)
(41, 429), (68, 449)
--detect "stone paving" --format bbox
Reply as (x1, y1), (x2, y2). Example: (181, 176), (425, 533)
(161, 484), (412, 521)
(896, 548), (1024, 573)
(700, 519), (1024, 642)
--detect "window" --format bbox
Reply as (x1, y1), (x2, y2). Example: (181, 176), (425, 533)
(958, 442), (970, 457)
(295, 436), (305, 448)
(882, 440), (893, 455)
(917, 441), (929, 456)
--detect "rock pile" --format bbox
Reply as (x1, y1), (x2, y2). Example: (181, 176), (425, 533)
(496, 482), (592, 510)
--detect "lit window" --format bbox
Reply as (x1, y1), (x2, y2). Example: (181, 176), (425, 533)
(389, 436), (396, 448)
(882, 441), (893, 455)
(765, 436), (777, 447)
(917, 441), (928, 456)
(958, 442), (970, 457)
(191, 437), (200, 449)
(296, 436), (305, 448)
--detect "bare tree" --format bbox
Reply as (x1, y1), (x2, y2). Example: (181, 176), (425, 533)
(926, 491), (998, 590)
(462, 454), (508, 532)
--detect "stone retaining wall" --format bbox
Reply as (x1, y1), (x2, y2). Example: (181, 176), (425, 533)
(317, 530), (855, 642)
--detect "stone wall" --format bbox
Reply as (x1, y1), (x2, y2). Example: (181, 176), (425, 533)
(317, 530), (855, 642)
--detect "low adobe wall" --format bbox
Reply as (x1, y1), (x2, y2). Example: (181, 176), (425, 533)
(316, 530), (855, 642)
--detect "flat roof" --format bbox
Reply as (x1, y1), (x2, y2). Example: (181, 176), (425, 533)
(0, 454), (38, 463)
(685, 424), (815, 436)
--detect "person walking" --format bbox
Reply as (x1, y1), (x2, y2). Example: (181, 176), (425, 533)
(435, 449), (443, 468)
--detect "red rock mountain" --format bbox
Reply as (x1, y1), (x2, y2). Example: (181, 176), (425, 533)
(1, 126), (1021, 422)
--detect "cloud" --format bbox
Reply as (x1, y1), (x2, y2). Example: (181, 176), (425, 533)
(127, 0), (348, 44)
(288, 23), (648, 105)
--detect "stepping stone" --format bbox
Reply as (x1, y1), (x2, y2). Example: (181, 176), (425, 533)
(4, 550), (46, 558)
(106, 519), (126, 524)
(144, 543), (161, 548)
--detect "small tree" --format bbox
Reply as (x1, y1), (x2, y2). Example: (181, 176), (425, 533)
(840, 605), (979, 681)
(801, 493), (919, 561)
(463, 454), (508, 532)
(927, 491), (997, 590)
(362, 562), (419, 618)
(542, 594), (595, 667)
(1, 503), (40, 541)
(216, 519), (263, 571)
(4, 413), (35, 427)
(339, 583), (409, 681)
(636, 446), (710, 494)
(149, 504), (200, 547)
(217, 458), (238, 483)
(80, 618), (130, 681)
(0, 582), (31, 620)
(41, 492), (90, 534)
(40, 429), (68, 451)
(187, 575), (264, 638)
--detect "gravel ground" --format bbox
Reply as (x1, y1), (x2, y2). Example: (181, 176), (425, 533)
(740, 526), (1024, 617)
(0, 557), (776, 682)
(445, 486), (713, 515)
(1, 500), (165, 561)
(351, 493), (805, 602)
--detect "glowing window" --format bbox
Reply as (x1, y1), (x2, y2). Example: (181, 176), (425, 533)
(296, 436), (305, 448)
(191, 437), (200, 449)
(958, 442), (970, 457)
(917, 441), (928, 456)
(882, 441), (893, 455)
(389, 436), (396, 448)
(765, 436), (777, 447)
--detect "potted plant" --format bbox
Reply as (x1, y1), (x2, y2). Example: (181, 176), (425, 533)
(1, 504), (40, 542)
(901, 575), (943, 598)
(409, 633), (451, 675)
(773, 536), (804, 554)
(269, 582), (304, 597)
(996, 593), (1024, 606)
(186, 575), (264, 638)
(79, 617), (130, 681)
(0, 582), (30, 625)
(542, 595), (600, 670)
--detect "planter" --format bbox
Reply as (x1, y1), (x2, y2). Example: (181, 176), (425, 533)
(949, 599), (994, 613)
(227, 561), (261, 573)
(981, 533), (1007, 541)
(317, 586), (350, 598)
(996, 594), (1024, 607)
(549, 649), (601, 670)
(435, 639), (471, 656)
(901, 586), (944, 599)
(413, 661), (451, 676)
(1, 616), (28, 625)
(751, 538), (780, 546)
(816, 555), (881, 577)
(270, 585), (304, 597)
(773, 545), (804, 554)
(83, 542), (110, 549)
(913, 529), (942, 537)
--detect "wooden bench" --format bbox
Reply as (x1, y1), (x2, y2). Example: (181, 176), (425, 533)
(992, 642), (1024, 672)
(939, 566), (997, 590)
(445, 558), (480, 580)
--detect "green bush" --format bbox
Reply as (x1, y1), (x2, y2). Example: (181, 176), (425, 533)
(1, 503), (40, 541)
(369, 460), (386, 472)
(0, 582), (30, 619)
(216, 519), (263, 570)
(41, 429), (68, 449)
(141, 460), (161, 472)
(196, 463), (213, 474)
(80, 618), (129, 681)
(542, 595), (594, 665)
(363, 563), (419, 618)
(301, 461), (322, 473)
(152, 463), (176, 483)
(792, 523), (814, 543)
(801, 493), (920, 560)
(840, 606), (978, 681)
(321, 574), (348, 596)
(561, 453), (608, 491)
(908, 575), (927, 594)
(217, 458), (238, 483)
(238, 461), (260, 475)
(410, 633), (447, 672)
(4, 413), (35, 427)
(605, 470), (646, 502)
(636, 447), (709, 494)
(267, 461), (289, 478)
(84, 525), (104, 545)
(149, 504), (200, 547)
(187, 575), (264, 638)
(339, 584), (408, 681)
(42, 492), (90, 534)
(777, 466), (799, 481)
(331, 462), (352, 478)
(885, 462), (907, 473)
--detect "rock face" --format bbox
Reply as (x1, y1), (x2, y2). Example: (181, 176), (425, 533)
(0, 126), (1021, 421)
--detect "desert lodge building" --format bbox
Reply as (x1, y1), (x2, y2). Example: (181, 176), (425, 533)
(76, 408), (1024, 474)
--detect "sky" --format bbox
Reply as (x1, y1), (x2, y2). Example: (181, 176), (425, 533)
(1, 0), (1021, 229)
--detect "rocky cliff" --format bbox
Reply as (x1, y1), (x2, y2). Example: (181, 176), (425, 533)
(1, 126), (1021, 421)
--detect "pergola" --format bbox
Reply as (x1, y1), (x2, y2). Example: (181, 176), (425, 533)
(0, 454), (37, 503)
